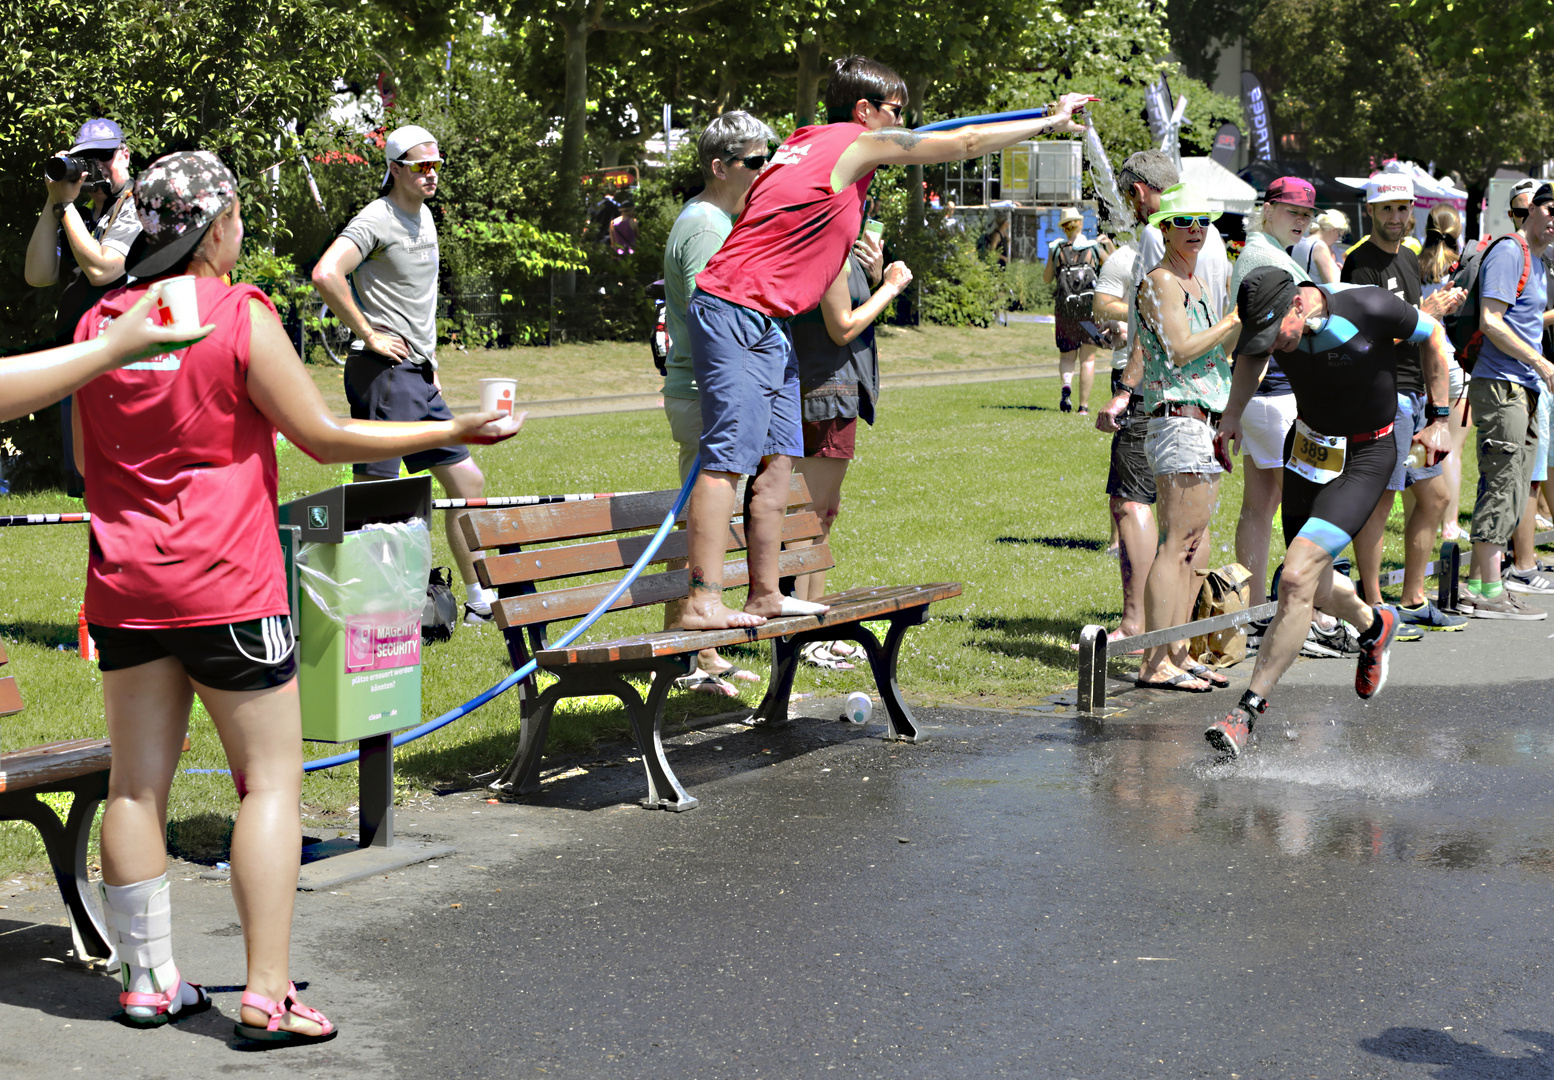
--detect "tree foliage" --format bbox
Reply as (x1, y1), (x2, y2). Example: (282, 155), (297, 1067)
(1252, 0), (1554, 186)
(0, 0), (360, 350)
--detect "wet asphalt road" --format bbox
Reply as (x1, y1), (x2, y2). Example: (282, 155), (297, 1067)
(3, 596), (1553, 1079)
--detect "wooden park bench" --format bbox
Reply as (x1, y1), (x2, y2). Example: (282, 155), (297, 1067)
(0, 641), (114, 966)
(461, 475), (961, 811)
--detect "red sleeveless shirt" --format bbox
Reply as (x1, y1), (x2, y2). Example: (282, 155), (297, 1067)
(74, 277), (288, 629)
(695, 123), (874, 319)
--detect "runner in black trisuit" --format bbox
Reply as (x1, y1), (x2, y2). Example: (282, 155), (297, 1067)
(1208, 266), (1454, 757)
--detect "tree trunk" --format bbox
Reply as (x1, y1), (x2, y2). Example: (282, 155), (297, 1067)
(794, 37), (825, 128)
(556, 11), (591, 238)
(715, 61), (739, 113)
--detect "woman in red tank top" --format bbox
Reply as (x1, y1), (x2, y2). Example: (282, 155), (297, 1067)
(71, 152), (523, 1043)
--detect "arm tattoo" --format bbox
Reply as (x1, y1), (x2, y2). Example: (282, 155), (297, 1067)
(882, 128), (924, 151)
(688, 565), (722, 595)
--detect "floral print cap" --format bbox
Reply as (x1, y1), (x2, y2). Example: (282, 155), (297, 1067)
(127, 150), (239, 278)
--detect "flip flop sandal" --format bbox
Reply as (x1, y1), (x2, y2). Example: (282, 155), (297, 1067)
(673, 671), (739, 697)
(800, 642), (855, 670)
(709, 665), (762, 684)
(1134, 671), (1213, 693)
(823, 641), (861, 660)
(115, 978), (213, 1028)
(235, 982), (337, 1046)
(1186, 664), (1230, 688)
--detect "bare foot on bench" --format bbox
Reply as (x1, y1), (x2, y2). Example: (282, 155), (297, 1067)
(676, 602), (767, 629)
(745, 593), (830, 619)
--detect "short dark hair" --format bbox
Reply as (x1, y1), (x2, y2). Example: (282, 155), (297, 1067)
(823, 56), (908, 123)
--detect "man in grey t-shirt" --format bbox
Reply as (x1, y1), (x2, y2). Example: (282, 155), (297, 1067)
(313, 124), (498, 624)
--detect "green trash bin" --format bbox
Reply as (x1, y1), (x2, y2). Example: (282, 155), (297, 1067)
(278, 477), (443, 865)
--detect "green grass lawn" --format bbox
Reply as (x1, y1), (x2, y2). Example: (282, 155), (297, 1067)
(0, 371), (1474, 878)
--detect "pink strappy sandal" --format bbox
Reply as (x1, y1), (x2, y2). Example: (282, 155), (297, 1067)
(234, 982), (337, 1045)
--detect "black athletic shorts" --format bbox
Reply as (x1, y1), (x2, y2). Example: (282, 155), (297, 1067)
(344, 352), (471, 479)
(1105, 377), (1156, 505)
(90, 615), (298, 692)
(1280, 426), (1396, 558)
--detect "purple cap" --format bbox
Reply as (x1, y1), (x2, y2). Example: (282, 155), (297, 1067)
(1265, 176), (1316, 209)
(68, 118), (124, 155)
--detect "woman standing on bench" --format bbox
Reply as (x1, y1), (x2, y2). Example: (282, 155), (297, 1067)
(70, 152), (522, 1043)
(789, 227), (912, 668)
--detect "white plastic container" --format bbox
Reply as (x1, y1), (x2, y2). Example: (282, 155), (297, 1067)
(843, 691), (873, 725)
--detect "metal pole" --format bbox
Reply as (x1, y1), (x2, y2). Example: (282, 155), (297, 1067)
(1076, 624), (1108, 713)
(358, 733), (395, 848)
(1438, 540), (1461, 612)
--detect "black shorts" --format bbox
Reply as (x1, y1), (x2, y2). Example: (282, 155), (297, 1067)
(344, 353), (471, 479)
(1105, 390), (1156, 505)
(90, 616), (298, 692)
(1280, 427), (1396, 557)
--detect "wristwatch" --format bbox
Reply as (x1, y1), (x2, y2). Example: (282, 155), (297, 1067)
(1425, 403), (1452, 422)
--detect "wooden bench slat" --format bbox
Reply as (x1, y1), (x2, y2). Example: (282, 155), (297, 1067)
(0, 675), (22, 718)
(495, 545), (834, 629)
(463, 473), (813, 550)
(0, 738), (112, 793)
(478, 511), (824, 588)
(535, 582), (963, 665)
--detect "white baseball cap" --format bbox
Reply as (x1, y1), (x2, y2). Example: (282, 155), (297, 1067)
(1364, 175), (1413, 204)
(383, 124), (438, 186)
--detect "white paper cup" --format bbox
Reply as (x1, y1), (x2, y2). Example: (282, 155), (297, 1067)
(479, 377), (518, 417)
(151, 275), (200, 333)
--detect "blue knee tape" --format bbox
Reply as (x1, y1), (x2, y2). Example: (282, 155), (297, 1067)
(1293, 516), (1352, 558)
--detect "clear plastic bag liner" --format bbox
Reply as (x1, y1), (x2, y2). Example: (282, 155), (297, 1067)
(296, 518), (433, 625)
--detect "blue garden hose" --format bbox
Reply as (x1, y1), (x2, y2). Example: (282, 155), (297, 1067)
(181, 462), (702, 777)
(914, 107), (1049, 133)
(298, 457), (701, 773)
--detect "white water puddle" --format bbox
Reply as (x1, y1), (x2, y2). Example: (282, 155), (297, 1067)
(1195, 753), (1435, 800)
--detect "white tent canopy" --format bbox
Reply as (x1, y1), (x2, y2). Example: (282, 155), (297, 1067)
(1180, 156), (1259, 215)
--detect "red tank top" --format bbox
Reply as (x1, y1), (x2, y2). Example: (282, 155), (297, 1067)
(74, 277), (289, 629)
(695, 123), (874, 318)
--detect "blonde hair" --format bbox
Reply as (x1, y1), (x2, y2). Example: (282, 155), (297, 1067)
(1420, 205), (1463, 284)
(1311, 209), (1349, 235)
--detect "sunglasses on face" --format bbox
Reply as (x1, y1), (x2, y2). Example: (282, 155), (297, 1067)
(868, 98), (906, 122)
(1167, 215), (1212, 229)
(396, 157), (444, 174)
(728, 154), (769, 171)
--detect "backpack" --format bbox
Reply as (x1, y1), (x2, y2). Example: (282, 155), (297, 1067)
(1442, 231), (1531, 372)
(421, 565), (459, 643)
(1189, 563), (1252, 668)
(1054, 242), (1099, 323)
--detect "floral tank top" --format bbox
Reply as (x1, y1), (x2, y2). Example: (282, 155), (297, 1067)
(1137, 271), (1231, 415)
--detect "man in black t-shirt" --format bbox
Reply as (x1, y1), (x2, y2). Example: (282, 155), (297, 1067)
(1211, 268), (1453, 758)
(1340, 178), (1467, 629)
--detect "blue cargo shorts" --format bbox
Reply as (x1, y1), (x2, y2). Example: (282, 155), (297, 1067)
(686, 290), (803, 476)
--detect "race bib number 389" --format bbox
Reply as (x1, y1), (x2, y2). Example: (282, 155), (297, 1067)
(1286, 418), (1346, 485)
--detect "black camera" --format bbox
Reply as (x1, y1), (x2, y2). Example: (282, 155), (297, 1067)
(43, 153), (110, 192)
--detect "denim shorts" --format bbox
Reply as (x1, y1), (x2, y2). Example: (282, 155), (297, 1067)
(687, 291), (803, 475)
(1144, 414), (1222, 477)
(1386, 391), (1445, 492)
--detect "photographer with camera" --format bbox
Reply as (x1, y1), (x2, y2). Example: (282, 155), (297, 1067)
(25, 119), (140, 342)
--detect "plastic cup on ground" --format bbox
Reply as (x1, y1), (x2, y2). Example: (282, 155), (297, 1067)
(844, 692), (873, 725)
(151, 276), (200, 332)
(479, 378), (518, 417)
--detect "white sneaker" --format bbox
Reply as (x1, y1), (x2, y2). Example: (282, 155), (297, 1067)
(463, 602), (494, 625)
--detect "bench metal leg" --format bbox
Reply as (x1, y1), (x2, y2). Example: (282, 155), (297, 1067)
(627, 659), (699, 812)
(757, 607), (928, 742)
(753, 636), (801, 728)
(0, 776), (114, 965)
(487, 661), (698, 811)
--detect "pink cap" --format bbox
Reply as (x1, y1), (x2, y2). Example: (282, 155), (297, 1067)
(1265, 176), (1316, 209)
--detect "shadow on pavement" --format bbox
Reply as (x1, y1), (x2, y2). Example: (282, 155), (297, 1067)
(1359, 1026), (1554, 1077)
